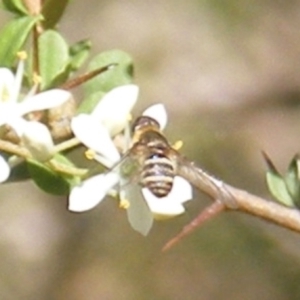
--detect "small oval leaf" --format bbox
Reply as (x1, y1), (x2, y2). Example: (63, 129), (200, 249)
(51, 153), (81, 186)
(39, 30), (69, 89)
(2, 0), (28, 15)
(84, 49), (134, 97)
(266, 171), (295, 207)
(0, 15), (41, 67)
(8, 161), (30, 182)
(27, 159), (72, 195)
(76, 91), (105, 114)
(285, 156), (300, 208)
(41, 0), (70, 29)
(69, 39), (91, 71)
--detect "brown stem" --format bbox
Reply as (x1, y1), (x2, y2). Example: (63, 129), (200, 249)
(0, 140), (30, 158)
(31, 21), (44, 92)
(177, 160), (300, 234)
(226, 185), (300, 232)
(23, 0), (42, 15)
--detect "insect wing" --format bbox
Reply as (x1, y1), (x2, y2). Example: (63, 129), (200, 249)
(110, 145), (154, 235)
(119, 152), (141, 182)
(173, 150), (236, 208)
(110, 144), (146, 184)
(121, 181), (153, 235)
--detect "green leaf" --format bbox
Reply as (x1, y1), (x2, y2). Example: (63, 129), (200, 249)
(263, 152), (295, 207)
(265, 170), (295, 207)
(41, 0), (70, 29)
(70, 39), (92, 56)
(49, 64), (72, 88)
(51, 153), (81, 187)
(84, 49), (134, 97)
(38, 30), (69, 89)
(76, 91), (105, 114)
(285, 155), (300, 207)
(2, 0), (28, 15)
(27, 158), (73, 195)
(69, 39), (91, 71)
(0, 15), (41, 67)
(8, 161), (30, 182)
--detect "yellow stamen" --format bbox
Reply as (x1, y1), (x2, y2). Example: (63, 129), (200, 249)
(119, 198), (130, 209)
(85, 149), (96, 160)
(17, 51), (27, 60)
(32, 73), (42, 85)
(172, 140), (183, 150)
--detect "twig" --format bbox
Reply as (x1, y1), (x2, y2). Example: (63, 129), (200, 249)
(226, 185), (300, 231)
(0, 140), (30, 158)
(164, 159), (300, 250)
(178, 159), (300, 231)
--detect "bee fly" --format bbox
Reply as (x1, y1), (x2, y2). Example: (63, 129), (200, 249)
(103, 113), (184, 235)
(131, 115), (176, 198)
(107, 108), (235, 236)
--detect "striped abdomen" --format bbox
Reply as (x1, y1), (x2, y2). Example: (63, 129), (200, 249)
(141, 154), (175, 197)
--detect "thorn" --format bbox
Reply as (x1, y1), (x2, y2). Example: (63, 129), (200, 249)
(60, 63), (118, 90)
(162, 200), (226, 252)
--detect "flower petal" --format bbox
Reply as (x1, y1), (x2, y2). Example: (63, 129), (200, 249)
(142, 103), (167, 130)
(19, 89), (71, 115)
(21, 121), (54, 162)
(141, 188), (184, 219)
(71, 114), (120, 165)
(0, 68), (15, 103)
(0, 114), (18, 129)
(0, 155), (10, 183)
(68, 172), (120, 212)
(92, 84), (139, 136)
(11, 58), (24, 103)
(170, 176), (193, 203)
(142, 176), (192, 219)
(6, 117), (26, 136)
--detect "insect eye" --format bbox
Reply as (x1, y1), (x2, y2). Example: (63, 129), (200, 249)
(131, 116), (142, 133)
(131, 116), (160, 133)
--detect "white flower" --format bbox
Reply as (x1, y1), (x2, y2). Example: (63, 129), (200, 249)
(0, 56), (71, 182)
(71, 84), (139, 167)
(69, 84), (140, 212)
(0, 58), (71, 137)
(20, 120), (55, 162)
(69, 83), (140, 210)
(91, 84), (139, 136)
(0, 121), (55, 184)
(0, 155), (10, 183)
(69, 102), (193, 235)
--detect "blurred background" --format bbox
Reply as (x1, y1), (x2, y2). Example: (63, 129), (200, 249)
(2, 0), (300, 299)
